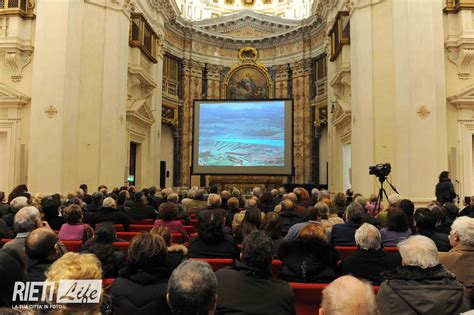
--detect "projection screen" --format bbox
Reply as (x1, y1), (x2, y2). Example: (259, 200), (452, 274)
(191, 99), (293, 175)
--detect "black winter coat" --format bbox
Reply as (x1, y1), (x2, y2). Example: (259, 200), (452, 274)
(277, 241), (340, 283)
(279, 211), (305, 236)
(110, 265), (171, 315)
(435, 179), (456, 204)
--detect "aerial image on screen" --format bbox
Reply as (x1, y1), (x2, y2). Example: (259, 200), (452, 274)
(198, 101), (285, 167)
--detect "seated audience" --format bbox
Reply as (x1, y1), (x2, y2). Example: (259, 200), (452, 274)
(82, 222), (125, 248)
(436, 202), (459, 234)
(7, 184), (28, 204)
(41, 196), (65, 231)
(278, 223), (339, 283)
(414, 207), (451, 252)
(232, 198), (264, 231)
(377, 235), (470, 314)
(224, 196), (240, 229)
(110, 233), (172, 314)
(331, 202), (364, 246)
(167, 260), (217, 315)
(25, 228), (59, 281)
(148, 186), (162, 210)
(220, 190), (230, 210)
(310, 188), (320, 205)
(58, 204), (94, 242)
(234, 206), (262, 244)
(459, 196), (474, 217)
(285, 206), (321, 242)
(366, 194), (383, 216)
(79, 183), (92, 205)
(259, 191), (275, 213)
(399, 199), (415, 233)
(320, 275), (377, 315)
(164, 193), (191, 225)
(279, 199), (304, 236)
(376, 194), (402, 227)
(188, 209), (239, 259)
(45, 252), (103, 314)
(155, 202), (189, 243)
(94, 197), (130, 232)
(439, 216), (474, 287)
(340, 223), (402, 285)
(215, 230), (295, 314)
(126, 191), (156, 220)
(355, 195), (380, 227)
(0, 217), (13, 239)
(0, 249), (25, 308)
(150, 226), (188, 270)
(82, 223), (125, 278)
(0, 191), (9, 217)
(261, 212), (287, 257)
(87, 192), (103, 212)
(3, 206), (42, 265)
(380, 208), (412, 247)
(3, 196), (28, 227)
(333, 192), (348, 217)
(318, 201), (342, 232)
(182, 189), (208, 214)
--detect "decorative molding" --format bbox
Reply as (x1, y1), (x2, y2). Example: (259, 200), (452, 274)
(5, 52), (32, 82)
(447, 84), (474, 109)
(330, 63), (351, 97)
(416, 105), (430, 119)
(44, 106), (58, 119)
(447, 45), (474, 80)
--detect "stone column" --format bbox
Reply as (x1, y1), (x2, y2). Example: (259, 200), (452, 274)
(180, 59), (204, 186)
(206, 64), (222, 99)
(349, 0), (447, 202)
(290, 60), (312, 183)
(28, 0), (130, 193)
(274, 64), (289, 99)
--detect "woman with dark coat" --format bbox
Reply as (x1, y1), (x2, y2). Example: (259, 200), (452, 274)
(234, 206), (262, 244)
(110, 233), (172, 315)
(258, 192), (275, 213)
(435, 171), (456, 205)
(278, 223), (340, 283)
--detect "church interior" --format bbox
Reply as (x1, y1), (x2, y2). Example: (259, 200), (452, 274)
(1, 0), (474, 314)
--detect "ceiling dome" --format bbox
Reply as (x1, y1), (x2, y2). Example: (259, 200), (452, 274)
(174, 0), (314, 21)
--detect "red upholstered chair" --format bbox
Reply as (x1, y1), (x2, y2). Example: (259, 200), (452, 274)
(62, 240), (83, 252)
(0, 238), (12, 248)
(114, 224), (124, 232)
(171, 233), (184, 244)
(384, 247), (399, 253)
(372, 286), (380, 293)
(130, 224), (154, 232)
(130, 219), (154, 225)
(335, 246), (358, 259)
(191, 258), (234, 272)
(116, 232), (140, 242)
(190, 219), (198, 229)
(190, 213), (197, 219)
(271, 259), (283, 278)
(113, 242), (130, 255)
(102, 278), (115, 289)
(289, 282), (327, 315)
(183, 225), (195, 235)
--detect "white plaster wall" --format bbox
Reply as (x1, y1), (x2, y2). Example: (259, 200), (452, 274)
(0, 132), (8, 192)
(319, 127), (328, 185)
(161, 124), (175, 188)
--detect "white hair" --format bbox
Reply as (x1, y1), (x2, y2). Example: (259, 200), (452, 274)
(388, 194), (402, 206)
(14, 206), (40, 233)
(10, 196), (28, 210)
(167, 193), (179, 203)
(207, 193), (221, 207)
(321, 275), (377, 315)
(398, 235), (439, 269)
(102, 197), (116, 208)
(451, 216), (474, 246)
(270, 189), (278, 197)
(252, 187), (262, 198)
(355, 223), (381, 250)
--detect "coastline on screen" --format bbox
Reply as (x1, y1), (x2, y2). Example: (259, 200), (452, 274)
(192, 99), (293, 175)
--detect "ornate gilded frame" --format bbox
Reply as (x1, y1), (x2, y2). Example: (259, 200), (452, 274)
(222, 47), (274, 99)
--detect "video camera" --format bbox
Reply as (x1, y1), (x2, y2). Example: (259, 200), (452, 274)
(369, 163), (391, 179)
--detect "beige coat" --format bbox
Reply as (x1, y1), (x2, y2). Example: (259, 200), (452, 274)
(439, 243), (474, 287)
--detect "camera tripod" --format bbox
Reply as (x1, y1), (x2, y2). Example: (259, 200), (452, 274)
(375, 176), (400, 214)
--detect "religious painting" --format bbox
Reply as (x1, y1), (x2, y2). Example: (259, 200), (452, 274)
(225, 66), (270, 100)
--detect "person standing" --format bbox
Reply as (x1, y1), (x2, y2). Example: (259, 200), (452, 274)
(435, 171), (456, 205)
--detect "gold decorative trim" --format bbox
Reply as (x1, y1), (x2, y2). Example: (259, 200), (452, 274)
(222, 47), (273, 99)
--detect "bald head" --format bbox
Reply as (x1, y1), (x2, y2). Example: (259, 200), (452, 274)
(245, 198), (258, 210)
(25, 228), (58, 261)
(320, 276), (377, 315)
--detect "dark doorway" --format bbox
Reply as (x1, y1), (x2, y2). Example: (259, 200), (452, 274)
(160, 161), (166, 188)
(129, 142), (137, 186)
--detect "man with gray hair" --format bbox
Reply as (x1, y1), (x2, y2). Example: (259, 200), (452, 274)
(252, 186), (263, 199)
(320, 275), (377, 315)
(377, 235), (470, 314)
(340, 223), (401, 285)
(165, 193), (191, 225)
(167, 260), (218, 315)
(439, 216), (474, 287)
(331, 202), (365, 246)
(3, 206), (43, 264)
(3, 196), (29, 227)
(94, 197), (130, 231)
(232, 198), (260, 232)
(279, 199), (304, 236)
